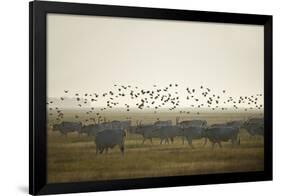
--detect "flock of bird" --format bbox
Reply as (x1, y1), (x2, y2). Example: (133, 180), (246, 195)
(47, 84), (263, 123)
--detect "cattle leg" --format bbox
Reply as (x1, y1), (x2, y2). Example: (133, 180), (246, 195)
(218, 142), (222, 148)
(96, 147), (99, 155)
(202, 138), (207, 147)
(120, 144), (125, 155)
(170, 137), (174, 144)
(234, 137), (240, 146)
(187, 138), (194, 149)
(142, 138), (145, 144)
(182, 136), (185, 145)
(150, 138), (153, 144)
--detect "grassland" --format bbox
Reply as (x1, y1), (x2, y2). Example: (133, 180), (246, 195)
(47, 112), (264, 183)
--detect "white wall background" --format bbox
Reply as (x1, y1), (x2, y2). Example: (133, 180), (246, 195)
(0, 0), (279, 195)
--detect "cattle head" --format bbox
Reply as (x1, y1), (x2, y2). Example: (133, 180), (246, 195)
(202, 127), (213, 138)
(243, 123), (264, 136)
(246, 128), (256, 136)
(241, 120), (254, 132)
(202, 120), (208, 128)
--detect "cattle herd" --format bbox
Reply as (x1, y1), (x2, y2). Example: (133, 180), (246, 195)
(52, 116), (264, 155)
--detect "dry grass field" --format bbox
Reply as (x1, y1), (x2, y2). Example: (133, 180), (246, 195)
(47, 111), (264, 183)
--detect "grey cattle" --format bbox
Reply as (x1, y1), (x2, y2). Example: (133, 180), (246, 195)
(155, 126), (183, 144)
(243, 118), (264, 136)
(135, 125), (182, 144)
(176, 117), (207, 128)
(80, 124), (100, 136)
(205, 127), (240, 148)
(182, 126), (207, 148)
(134, 125), (164, 144)
(208, 120), (244, 146)
(95, 129), (126, 155)
(154, 120), (172, 128)
(53, 121), (82, 136)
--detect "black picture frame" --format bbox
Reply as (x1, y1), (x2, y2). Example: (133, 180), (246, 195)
(29, 1), (273, 195)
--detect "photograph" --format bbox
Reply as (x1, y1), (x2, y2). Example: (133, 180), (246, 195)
(46, 13), (265, 183)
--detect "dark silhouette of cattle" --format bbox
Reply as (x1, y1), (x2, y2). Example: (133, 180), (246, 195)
(243, 118), (264, 136)
(205, 127), (240, 148)
(95, 129), (126, 155)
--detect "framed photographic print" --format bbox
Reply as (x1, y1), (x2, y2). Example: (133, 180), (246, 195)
(29, 1), (273, 195)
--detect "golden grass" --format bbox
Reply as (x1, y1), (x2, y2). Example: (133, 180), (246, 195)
(47, 130), (264, 183)
(47, 112), (264, 183)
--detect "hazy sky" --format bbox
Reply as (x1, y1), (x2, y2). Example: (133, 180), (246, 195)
(47, 13), (264, 109)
